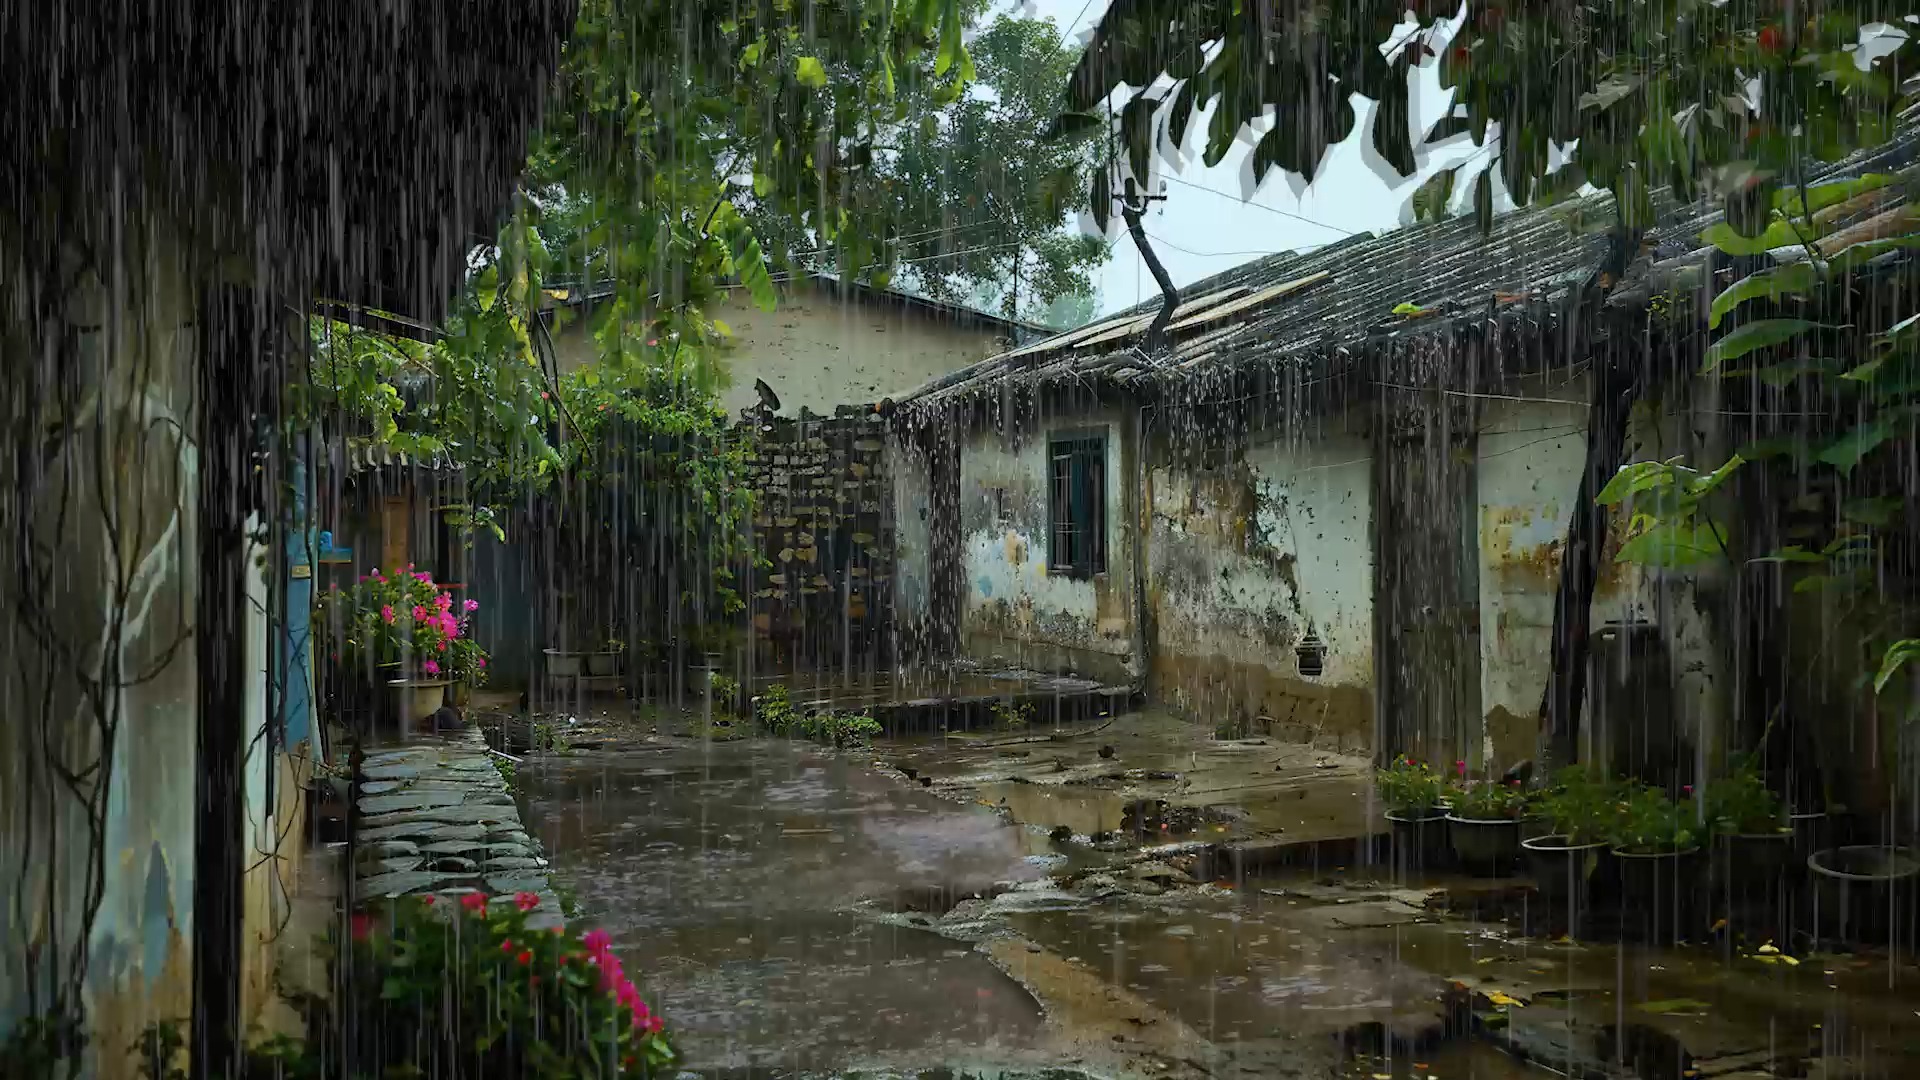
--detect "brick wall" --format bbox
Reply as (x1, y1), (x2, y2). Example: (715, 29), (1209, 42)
(742, 413), (895, 674)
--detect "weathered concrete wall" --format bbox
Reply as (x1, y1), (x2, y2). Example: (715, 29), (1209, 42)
(551, 280), (1012, 418)
(1146, 415), (1375, 750)
(744, 414), (895, 675)
(0, 232), (200, 1069)
(957, 410), (1137, 683)
(1474, 374), (1730, 774)
(888, 432), (936, 663)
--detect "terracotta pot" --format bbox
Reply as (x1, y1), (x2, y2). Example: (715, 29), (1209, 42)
(1447, 814), (1522, 875)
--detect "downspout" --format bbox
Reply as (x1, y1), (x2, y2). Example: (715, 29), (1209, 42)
(1129, 402), (1154, 702)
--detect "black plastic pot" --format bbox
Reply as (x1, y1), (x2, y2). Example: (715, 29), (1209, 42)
(1808, 845), (1920, 952)
(1613, 846), (1703, 945)
(1446, 814), (1522, 875)
(1711, 829), (1795, 937)
(1385, 807), (1450, 878)
(1523, 834), (1606, 932)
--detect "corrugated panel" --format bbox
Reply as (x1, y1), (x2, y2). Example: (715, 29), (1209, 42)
(1166, 271), (1333, 333)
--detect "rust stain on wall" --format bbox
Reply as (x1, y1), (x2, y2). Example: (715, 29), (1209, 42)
(1150, 650), (1373, 753)
(1483, 704), (1536, 770)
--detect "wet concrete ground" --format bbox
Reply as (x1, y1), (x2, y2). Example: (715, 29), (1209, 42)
(513, 705), (1920, 1080)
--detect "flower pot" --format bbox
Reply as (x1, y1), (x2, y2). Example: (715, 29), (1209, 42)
(1808, 845), (1920, 952)
(544, 649), (584, 677)
(1612, 846), (1703, 945)
(1790, 811), (1829, 867)
(586, 650), (622, 676)
(1710, 828), (1795, 940)
(384, 679), (450, 734)
(1446, 815), (1522, 875)
(450, 681), (472, 708)
(1384, 807), (1450, 878)
(1524, 834), (1607, 931)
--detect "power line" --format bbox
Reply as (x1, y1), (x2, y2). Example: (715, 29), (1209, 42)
(1158, 173), (1361, 237)
(1141, 228), (1333, 261)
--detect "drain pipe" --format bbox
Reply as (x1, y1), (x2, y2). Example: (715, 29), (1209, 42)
(1128, 402), (1155, 704)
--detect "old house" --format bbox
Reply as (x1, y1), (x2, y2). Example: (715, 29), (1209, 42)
(885, 135), (1919, 832)
(0, 2), (567, 1069)
(549, 273), (1048, 419)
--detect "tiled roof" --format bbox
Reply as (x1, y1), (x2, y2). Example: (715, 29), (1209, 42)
(895, 128), (1920, 414)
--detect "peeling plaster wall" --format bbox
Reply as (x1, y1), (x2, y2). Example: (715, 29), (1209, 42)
(1474, 373), (1729, 775)
(957, 410), (1136, 683)
(0, 231), (200, 1069)
(1147, 415), (1375, 750)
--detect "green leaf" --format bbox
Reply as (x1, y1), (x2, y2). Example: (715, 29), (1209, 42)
(1750, 544), (1826, 564)
(1875, 639), (1920, 693)
(1709, 263), (1816, 329)
(1597, 460), (1680, 506)
(1815, 418), (1897, 475)
(794, 56), (827, 88)
(1700, 219), (1806, 256)
(1473, 168), (1493, 234)
(1702, 319), (1821, 372)
(935, 0), (962, 77)
(1616, 520), (1729, 568)
(1687, 454), (1745, 497)
(1841, 497), (1903, 526)
(1579, 75), (1642, 112)
(1772, 173), (1892, 217)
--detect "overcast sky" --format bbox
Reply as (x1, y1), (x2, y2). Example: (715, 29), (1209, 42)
(1012, 0), (1490, 316)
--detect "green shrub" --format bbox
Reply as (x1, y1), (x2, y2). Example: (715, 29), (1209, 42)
(1536, 766), (1630, 845)
(754, 684), (797, 733)
(1612, 784), (1703, 854)
(1705, 755), (1786, 835)
(1374, 755), (1445, 814)
(1448, 779), (1531, 821)
(710, 673), (740, 715)
(991, 700), (1032, 728)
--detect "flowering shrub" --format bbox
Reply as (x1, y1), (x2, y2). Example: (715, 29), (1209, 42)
(321, 565), (489, 681)
(1374, 755), (1445, 814)
(319, 891), (674, 1077)
(1448, 778), (1531, 821)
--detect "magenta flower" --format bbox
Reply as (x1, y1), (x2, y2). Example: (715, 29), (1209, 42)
(412, 604), (428, 621)
(464, 599), (480, 612)
(380, 604), (395, 624)
(434, 592), (453, 611)
(436, 640), (447, 653)
(478, 658), (487, 669)
(582, 929), (612, 956)
(422, 659), (440, 676)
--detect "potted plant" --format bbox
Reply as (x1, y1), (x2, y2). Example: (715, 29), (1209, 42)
(1610, 783), (1704, 944)
(322, 565), (477, 733)
(1706, 754), (1792, 871)
(1446, 775), (1531, 874)
(1376, 755), (1449, 875)
(588, 632), (625, 676)
(1523, 766), (1622, 917)
(447, 621), (491, 708)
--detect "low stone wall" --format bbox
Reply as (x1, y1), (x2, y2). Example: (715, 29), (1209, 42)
(742, 413), (896, 675)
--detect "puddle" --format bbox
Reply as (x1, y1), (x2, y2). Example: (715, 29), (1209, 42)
(1342, 1041), (1541, 1080)
(522, 742), (1051, 1072)
(979, 781), (1128, 837)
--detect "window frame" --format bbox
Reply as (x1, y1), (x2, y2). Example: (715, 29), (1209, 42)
(1046, 429), (1108, 579)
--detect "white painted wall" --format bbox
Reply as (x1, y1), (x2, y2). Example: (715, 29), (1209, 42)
(957, 410), (1136, 680)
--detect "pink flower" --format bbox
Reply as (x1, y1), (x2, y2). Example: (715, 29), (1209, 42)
(415, 571), (432, 582)
(582, 929), (612, 956)
(412, 604), (428, 621)
(1455, 759), (1467, 777)
(514, 892), (540, 912)
(436, 640), (447, 653)
(419, 894), (436, 907)
(1683, 785), (1694, 796)
(435, 592), (453, 611)
(351, 913), (374, 941)
(465, 599), (480, 612)
(422, 659), (440, 676)
(381, 604), (395, 624)
(501, 938), (516, 954)
(459, 892), (487, 915)
(478, 658), (487, 669)
(406, 563), (415, 570)
(644, 1014), (663, 1034)
(516, 949), (533, 966)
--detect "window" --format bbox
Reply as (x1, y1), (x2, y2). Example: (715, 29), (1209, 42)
(1048, 432), (1107, 577)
